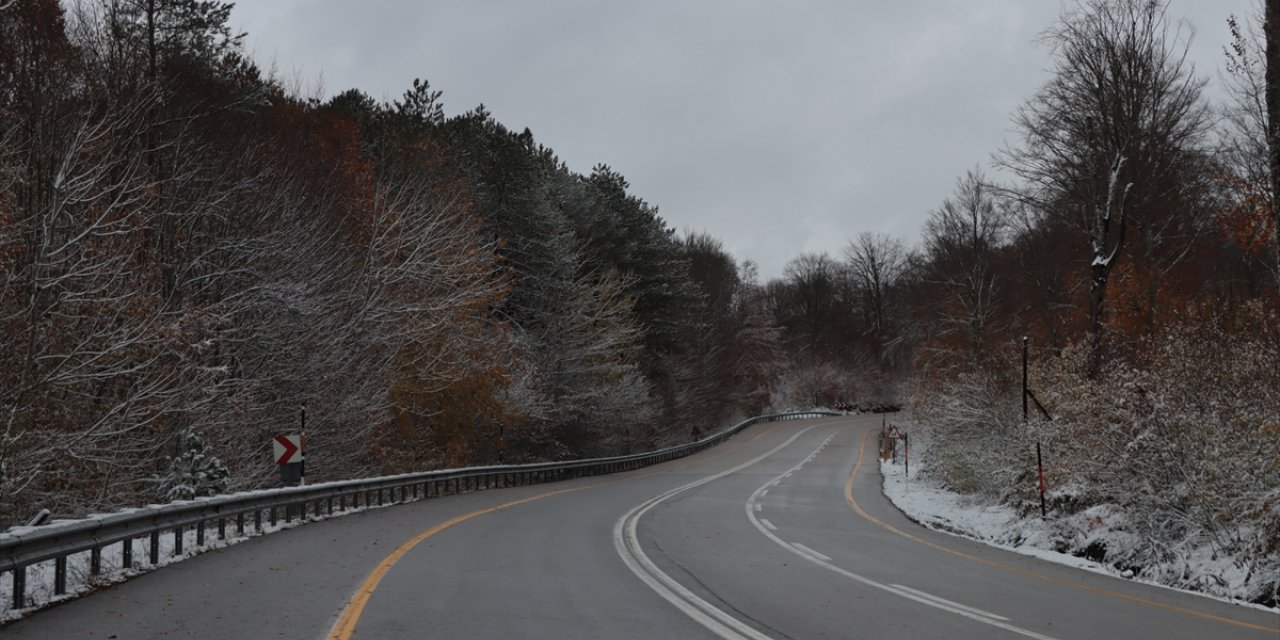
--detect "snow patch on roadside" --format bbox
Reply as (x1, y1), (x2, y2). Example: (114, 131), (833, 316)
(880, 436), (1277, 613)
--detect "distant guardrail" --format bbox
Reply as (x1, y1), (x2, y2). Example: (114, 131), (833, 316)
(0, 410), (836, 612)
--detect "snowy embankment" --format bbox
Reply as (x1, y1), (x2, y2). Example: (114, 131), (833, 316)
(879, 430), (1277, 613)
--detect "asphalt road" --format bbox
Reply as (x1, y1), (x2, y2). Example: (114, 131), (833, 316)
(6, 415), (1277, 639)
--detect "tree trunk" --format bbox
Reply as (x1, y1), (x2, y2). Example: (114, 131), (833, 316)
(1267, 0), (1280, 252)
(1087, 260), (1113, 377)
(147, 0), (157, 82)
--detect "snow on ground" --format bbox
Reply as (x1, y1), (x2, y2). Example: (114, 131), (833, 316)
(879, 432), (1277, 613)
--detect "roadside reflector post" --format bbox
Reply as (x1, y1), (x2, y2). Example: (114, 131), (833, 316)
(299, 405), (307, 487)
(904, 432), (909, 479)
(1037, 442), (1047, 518)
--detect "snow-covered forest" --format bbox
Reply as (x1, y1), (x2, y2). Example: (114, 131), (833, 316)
(2, 0), (1278, 603)
(1, 0), (791, 525)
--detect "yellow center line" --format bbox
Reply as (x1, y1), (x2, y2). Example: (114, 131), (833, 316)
(327, 484), (595, 639)
(327, 419), (796, 639)
(842, 427), (1277, 634)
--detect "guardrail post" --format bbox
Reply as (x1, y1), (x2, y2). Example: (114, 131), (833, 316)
(174, 526), (184, 555)
(218, 517), (226, 540)
(54, 555), (67, 595)
(122, 538), (132, 569)
(12, 565), (24, 610)
(269, 506), (277, 527)
(149, 531), (160, 565)
(91, 546), (102, 575)
(197, 520), (206, 546)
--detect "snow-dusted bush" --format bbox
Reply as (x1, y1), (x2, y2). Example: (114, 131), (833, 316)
(769, 355), (898, 412)
(909, 365), (1027, 499)
(769, 359), (842, 410)
(1034, 306), (1280, 603)
(914, 304), (1280, 604)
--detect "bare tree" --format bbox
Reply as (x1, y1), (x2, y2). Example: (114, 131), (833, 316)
(731, 261), (783, 414)
(1267, 0), (1280, 251)
(1220, 5), (1280, 288)
(999, 0), (1210, 375)
(843, 232), (906, 338)
(777, 252), (842, 356)
(921, 170), (1011, 367)
(1223, 10), (1271, 198)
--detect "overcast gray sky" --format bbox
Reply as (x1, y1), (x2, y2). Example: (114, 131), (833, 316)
(231, 0), (1255, 281)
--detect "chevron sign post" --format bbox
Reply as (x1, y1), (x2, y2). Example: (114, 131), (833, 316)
(274, 434), (304, 484)
(274, 435), (303, 464)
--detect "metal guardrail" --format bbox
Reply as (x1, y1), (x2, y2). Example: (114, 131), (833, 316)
(0, 410), (836, 611)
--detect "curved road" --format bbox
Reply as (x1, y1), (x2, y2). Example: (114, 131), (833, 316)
(7, 415), (1276, 639)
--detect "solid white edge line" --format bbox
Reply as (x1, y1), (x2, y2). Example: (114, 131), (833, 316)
(744, 433), (1060, 640)
(891, 584), (1011, 621)
(760, 519), (777, 531)
(790, 543), (832, 562)
(614, 423), (826, 640)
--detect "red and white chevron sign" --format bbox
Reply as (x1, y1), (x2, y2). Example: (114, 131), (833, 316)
(273, 434), (303, 464)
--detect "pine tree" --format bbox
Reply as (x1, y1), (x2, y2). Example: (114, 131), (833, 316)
(158, 428), (230, 501)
